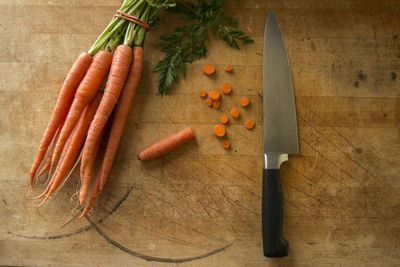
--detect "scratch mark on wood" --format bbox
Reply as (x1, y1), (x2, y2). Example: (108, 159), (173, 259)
(286, 163), (334, 198)
(300, 137), (362, 185)
(129, 223), (196, 246)
(166, 218), (227, 243)
(230, 165), (260, 185)
(297, 98), (381, 174)
(297, 110), (368, 184)
(137, 178), (227, 230)
(201, 163), (261, 199)
(86, 216), (233, 263)
(281, 180), (324, 205)
(10, 185), (134, 240)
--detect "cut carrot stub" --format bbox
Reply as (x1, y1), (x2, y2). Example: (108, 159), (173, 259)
(206, 98), (213, 106)
(209, 89), (220, 101)
(224, 65), (232, 72)
(221, 83), (232, 94)
(214, 124), (226, 137)
(230, 108), (239, 118)
(245, 119), (255, 129)
(220, 115), (229, 124)
(213, 100), (221, 109)
(138, 127), (195, 161)
(240, 97), (250, 107)
(199, 90), (207, 98)
(203, 64), (215, 75)
(221, 139), (230, 149)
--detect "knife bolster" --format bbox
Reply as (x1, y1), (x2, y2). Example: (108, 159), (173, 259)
(264, 154), (288, 169)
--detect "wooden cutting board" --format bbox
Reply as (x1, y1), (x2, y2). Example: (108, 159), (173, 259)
(1, 0), (399, 266)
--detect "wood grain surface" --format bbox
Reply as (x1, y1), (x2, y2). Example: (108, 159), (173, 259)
(1, 0), (399, 266)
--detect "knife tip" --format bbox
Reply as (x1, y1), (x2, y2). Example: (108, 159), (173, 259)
(267, 9), (275, 17)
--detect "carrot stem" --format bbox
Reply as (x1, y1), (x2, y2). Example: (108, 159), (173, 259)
(88, 0), (144, 55)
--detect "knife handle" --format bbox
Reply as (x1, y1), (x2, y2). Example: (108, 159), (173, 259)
(262, 169), (288, 257)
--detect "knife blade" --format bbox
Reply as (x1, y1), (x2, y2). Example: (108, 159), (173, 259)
(262, 9), (298, 257)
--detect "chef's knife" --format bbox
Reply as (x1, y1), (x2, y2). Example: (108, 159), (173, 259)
(262, 10), (298, 257)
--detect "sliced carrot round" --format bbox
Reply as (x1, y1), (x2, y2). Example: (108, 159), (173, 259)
(213, 100), (221, 109)
(230, 108), (239, 118)
(220, 115), (229, 124)
(206, 98), (213, 106)
(240, 97), (250, 107)
(199, 90), (207, 98)
(221, 83), (232, 94)
(209, 89), (220, 101)
(203, 64), (215, 75)
(221, 139), (230, 149)
(214, 124), (226, 137)
(245, 119), (255, 129)
(225, 65), (232, 72)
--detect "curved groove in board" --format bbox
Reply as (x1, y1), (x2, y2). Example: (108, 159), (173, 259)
(10, 185), (134, 240)
(86, 215), (233, 263)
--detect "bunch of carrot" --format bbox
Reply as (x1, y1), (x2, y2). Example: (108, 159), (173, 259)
(27, 0), (171, 217)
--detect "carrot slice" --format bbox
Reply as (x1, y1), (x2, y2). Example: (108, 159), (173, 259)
(209, 89), (220, 101)
(203, 64), (215, 75)
(221, 83), (231, 94)
(220, 115), (229, 124)
(245, 119), (255, 129)
(214, 124), (226, 137)
(206, 98), (213, 106)
(213, 100), (221, 109)
(221, 139), (230, 149)
(240, 97), (250, 107)
(199, 90), (207, 98)
(230, 108), (239, 118)
(224, 65), (232, 72)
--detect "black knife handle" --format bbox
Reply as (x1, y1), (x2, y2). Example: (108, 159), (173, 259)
(262, 169), (288, 257)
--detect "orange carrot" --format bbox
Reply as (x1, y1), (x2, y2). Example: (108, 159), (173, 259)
(35, 122), (63, 179)
(138, 127), (195, 162)
(213, 100), (221, 109)
(203, 64), (215, 75)
(80, 45), (132, 180)
(98, 47), (144, 192)
(209, 89), (220, 101)
(221, 139), (230, 149)
(44, 92), (103, 201)
(214, 124), (226, 137)
(230, 108), (239, 118)
(221, 83), (232, 94)
(224, 65), (232, 72)
(220, 115), (229, 124)
(29, 52), (92, 184)
(245, 119), (255, 130)
(31, 124), (75, 200)
(78, 163), (102, 218)
(56, 124), (76, 175)
(50, 51), (112, 172)
(79, 128), (104, 205)
(36, 112), (69, 181)
(31, 177), (54, 200)
(199, 90), (207, 98)
(240, 97), (250, 107)
(206, 98), (213, 106)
